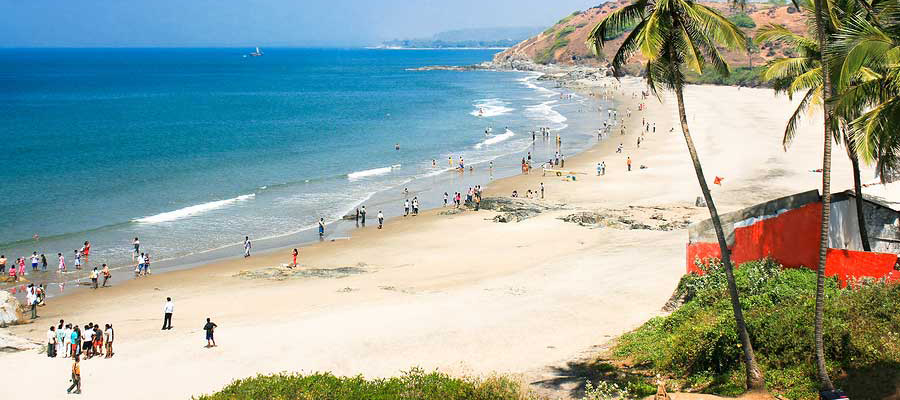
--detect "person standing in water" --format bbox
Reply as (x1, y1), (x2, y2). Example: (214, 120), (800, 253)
(318, 218), (325, 240)
(243, 236), (251, 258)
(41, 254), (48, 271)
(58, 252), (66, 272)
(90, 268), (99, 289)
(31, 252), (39, 271)
(132, 237), (140, 260)
(360, 206), (366, 226)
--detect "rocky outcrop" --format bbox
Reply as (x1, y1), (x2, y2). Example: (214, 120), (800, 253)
(559, 206), (698, 231)
(0, 291), (23, 327)
(0, 330), (39, 353)
(480, 197), (566, 223)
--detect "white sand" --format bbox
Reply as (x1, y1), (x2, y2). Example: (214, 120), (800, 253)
(0, 80), (874, 399)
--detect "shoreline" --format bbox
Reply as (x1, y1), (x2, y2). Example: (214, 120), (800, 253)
(2, 62), (614, 303)
(1, 65), (877, 399)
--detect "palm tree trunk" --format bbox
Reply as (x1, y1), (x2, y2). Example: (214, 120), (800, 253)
(850, 149), (871, 251)
(812, 0), (835, 390)
(673, 83), (767, 391)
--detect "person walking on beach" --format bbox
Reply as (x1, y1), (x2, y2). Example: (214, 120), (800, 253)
(627, 157), (632, 172)
(360, 206), (366, 226)
(90, 268), (99, 289)
(66, 355), (81, 394)
(162, 297), (174, 330)
(243, 236), (251, 258)
(101, 264), (110, 287)
(443, 192), (448, 207)
(403, 199), (410, 217)
(318, 218), (325, 240)
(203, 318), (218, 347)
(291, 249), (298, 268)
(377, 211), (384, 229)
(412, 197), (419, 216)
(540, 183), (545, 199)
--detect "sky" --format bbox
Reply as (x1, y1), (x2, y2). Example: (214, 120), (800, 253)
(0, 0), (601, 47)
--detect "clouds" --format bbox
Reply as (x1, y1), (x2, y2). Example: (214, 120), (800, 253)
(0, 0), (598, 47)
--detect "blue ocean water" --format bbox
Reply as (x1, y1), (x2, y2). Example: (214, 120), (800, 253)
(0, 48), (610, 293)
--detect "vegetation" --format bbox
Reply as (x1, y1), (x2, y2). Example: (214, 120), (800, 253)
(755, 1), (900, 389)
(613, 259), (900, 399)
(683, 66), (766, 86)
(556, 26), (576, 40)
(194, 368), (534, 400)
(729, 13), (757, 28)
(536, 37), (571, 64)
(586, 0), (767, 391)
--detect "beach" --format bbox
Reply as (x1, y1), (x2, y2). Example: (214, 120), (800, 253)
(0, 78), (880, 399)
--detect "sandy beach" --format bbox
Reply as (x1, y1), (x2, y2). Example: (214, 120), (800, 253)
(0, 78), (879, 399)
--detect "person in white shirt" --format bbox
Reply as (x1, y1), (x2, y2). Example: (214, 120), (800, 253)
(31, 252), (39, 271)
(47, 326), (57, 357)
(243, 236), (251, 258)
(377, 211), (384, 229)
(26, 287), (37, 319)
(104, 324), (114, 358)
(162, 297), (174, 330)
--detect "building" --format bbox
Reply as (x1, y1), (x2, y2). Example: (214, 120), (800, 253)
(686, 190), (900, 285)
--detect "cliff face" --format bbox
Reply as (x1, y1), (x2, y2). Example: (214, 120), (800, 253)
(493, 0), (808, 70)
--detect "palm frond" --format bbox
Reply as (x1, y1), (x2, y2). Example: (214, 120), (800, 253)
(587, 2), (647, 54)
(784, 88), (818, 149)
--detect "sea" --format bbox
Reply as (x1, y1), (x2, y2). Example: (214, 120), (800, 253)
(0, 48), (613, 297)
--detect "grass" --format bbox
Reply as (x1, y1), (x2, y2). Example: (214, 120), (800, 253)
(611, 259), (900, 399)
(194, 368), (536, 400)
(728, 13), (757, 29)
(536, 37), (571, 64)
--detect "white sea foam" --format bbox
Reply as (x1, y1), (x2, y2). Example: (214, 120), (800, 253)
(134, 194), (256, 224)
(518, 75), (558, 97)
(475, 129), (515, 149)
(525, 101), (568, 129)
(470, 99), (514, 117)
(347, 164), (400, 180)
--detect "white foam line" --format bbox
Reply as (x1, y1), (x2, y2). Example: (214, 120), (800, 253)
(134, 194), (256, 224)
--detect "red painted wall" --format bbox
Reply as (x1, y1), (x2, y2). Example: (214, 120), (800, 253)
(687, 202), (898, 285)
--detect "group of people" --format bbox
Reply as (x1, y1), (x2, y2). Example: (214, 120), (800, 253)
(47, 320), (115, 361)
(1, 241), (93, 283)
(403, 196), (420, 216)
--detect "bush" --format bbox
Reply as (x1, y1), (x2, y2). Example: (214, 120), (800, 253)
(683, 66), (766, 87)
(728, 13), (757, 28)
(195, 368), (533, 400)
(613, 259), (900, 399)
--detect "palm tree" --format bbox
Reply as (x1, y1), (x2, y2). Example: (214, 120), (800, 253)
(586, 0), (768, 391)
(832, 5), (900, 180)
(756, 0), (872, 253)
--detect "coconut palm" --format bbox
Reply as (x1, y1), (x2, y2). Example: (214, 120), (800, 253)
(586, 0), (768, 391)
(756, 0), (873, 253)
(832, 5), (900, 180)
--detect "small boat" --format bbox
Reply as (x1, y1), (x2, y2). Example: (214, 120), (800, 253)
(248, 47), (263, 57)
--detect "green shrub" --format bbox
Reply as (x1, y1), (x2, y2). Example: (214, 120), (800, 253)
(556, 26), (576, 40)
(683, 66), (766, 87)
(614, 259), (900, 399)
(728, 13), (757, 28)
(195, 368), (532, 400)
